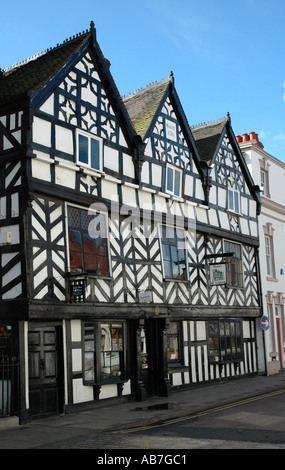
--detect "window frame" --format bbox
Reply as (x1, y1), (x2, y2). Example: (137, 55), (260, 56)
(265, 235), (275, 278)
(227, 188), (240, 214)
(208, 319), (243, 364)
(223, 240), (243, 288)
(76, 129), (103, 172)
(166, 164), (182, 197)
(83, 321), (126, 386)
(160, 225), (188, 281)
(167, 321), (183, 365)
(67, 204), (110, 276)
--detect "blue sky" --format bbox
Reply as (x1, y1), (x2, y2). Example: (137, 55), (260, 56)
(1, 0), (285, 161)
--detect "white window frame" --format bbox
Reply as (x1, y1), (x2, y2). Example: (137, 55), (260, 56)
(265, 235), (275, 278)
(228, 188), (240, 214)
(166, 164), (182, 197)
(76, 130), (103, 172)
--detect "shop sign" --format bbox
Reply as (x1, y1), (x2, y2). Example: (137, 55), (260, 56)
(209, 263), (226, 285)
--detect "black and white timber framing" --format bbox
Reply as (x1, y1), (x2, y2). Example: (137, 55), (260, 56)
(0, 22), (263, 422)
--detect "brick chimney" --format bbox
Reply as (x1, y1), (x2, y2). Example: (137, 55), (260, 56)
(236, 132), (264, 149)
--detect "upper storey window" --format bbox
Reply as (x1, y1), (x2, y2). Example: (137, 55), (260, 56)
(228, 188), (240, 214)
(166, 165), (182, 197)
(260, 170), (270, 197)
(77, 130), (103, 171)
(67, 205), (109, 276)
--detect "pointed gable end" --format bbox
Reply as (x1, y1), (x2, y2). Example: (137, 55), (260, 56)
(123, 75), (204, 202)
(192, 116), (260, 237)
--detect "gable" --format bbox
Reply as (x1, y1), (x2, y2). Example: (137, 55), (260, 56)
(209, 130), (258, 236)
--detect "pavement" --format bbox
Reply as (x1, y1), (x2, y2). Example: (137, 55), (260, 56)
(1, 371), (285, 449)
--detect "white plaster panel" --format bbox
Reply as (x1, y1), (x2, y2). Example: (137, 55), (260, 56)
(104, 146), (119, 172)
(33, 117), (51, 147)
(123, 153), (134, 178)
(40, 95), (54, 115)
(72, 379), (93, 404)
(55, 125), (73, 154)
(99, 384), (118, 399)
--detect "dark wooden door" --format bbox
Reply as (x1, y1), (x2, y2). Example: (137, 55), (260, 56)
(28, 325), (63, 418)
(141, 319), (165, 396)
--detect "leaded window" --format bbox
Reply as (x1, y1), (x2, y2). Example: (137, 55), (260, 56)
(83, 322), (125, 384)
(67, 205), (109, 275)
(208, 320), (242, 363)
(161, 226), (187, 280)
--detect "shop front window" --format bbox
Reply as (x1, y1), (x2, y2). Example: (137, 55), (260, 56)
(167, 322), (182, 363)
(83, 322), (125, 384)
(209, 320), (242, 363)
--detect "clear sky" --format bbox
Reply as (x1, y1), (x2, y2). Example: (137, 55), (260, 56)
(1, 0), (285, 161)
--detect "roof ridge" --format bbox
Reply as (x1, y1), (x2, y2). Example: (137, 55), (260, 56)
(122, 76), (171, 100)
(191, 117), (226, 129)
(2, 27), (91, 75)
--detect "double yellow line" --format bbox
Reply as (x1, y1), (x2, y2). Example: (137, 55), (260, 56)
(114, 388), (285, 434)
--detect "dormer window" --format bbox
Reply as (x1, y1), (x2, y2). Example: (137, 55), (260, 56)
(228, 188), (240, 213)
(76, 130), (103, 171)
(166, 165), (182, 197)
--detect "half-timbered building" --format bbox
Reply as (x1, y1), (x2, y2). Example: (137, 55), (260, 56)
(0, 22), (263, 423)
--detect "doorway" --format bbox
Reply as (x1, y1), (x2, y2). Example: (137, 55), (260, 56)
(139, 319), (167, 397)
(28, 324), (64, 418)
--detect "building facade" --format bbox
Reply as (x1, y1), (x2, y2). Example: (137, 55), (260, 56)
(0, 23), (263, 423)
(237, 132), (285, 375)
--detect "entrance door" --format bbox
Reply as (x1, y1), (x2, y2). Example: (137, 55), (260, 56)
(139, 319), (166, 397)
(28, 325), (64, 418)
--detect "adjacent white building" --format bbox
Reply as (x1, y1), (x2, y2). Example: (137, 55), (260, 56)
(237, 132), (285, 374)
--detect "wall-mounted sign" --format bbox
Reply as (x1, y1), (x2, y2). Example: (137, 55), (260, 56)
(209, 263), (227, 285)
(260, 315), (270, 331)
(165, 119), (177, 142)
(70, 280), (85, 302)
(139, 290), (152, 303)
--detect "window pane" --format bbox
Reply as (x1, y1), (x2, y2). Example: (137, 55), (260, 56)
(96, 237), (108, 256)
(164, 260), (172, 278)
(78, 134), (89, 164)
(228, 190), (234, 210)
(68, 229), (82, 252)
(162, 243), (171, 261)
(112, 324), (123, 351)
(68, 206), (80, 228)
(84, 253), (96, 271)
(167, 167), (173, 192)
(234, 191), (239, 212)
(170, 245), (178, 262)
(70, 251), (83, 271)
(174, 169), (181, 196)
(96, 255), (109, 276)
(110, 352), (120, 376)
(84, 352), (95, 381)
(82, 233), (95, 254)
(91, 138), (100, 170)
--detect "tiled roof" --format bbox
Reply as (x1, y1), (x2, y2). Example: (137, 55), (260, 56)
(122, 79), (171, 140)
(191, 119), (227, 162)
(0, 32), (90, 105)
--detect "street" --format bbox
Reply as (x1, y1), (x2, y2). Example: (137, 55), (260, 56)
(39, 389), (285, 449)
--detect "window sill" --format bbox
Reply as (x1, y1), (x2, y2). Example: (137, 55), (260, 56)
(67, 272), (112, 281)
(164, 278), (189, 283)
(76, 164), (105, 178)
(266, 276), (278, 282)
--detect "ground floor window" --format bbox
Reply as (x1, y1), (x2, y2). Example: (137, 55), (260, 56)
(167, 321), (182, 363)
(83, 321), (125, 384)
(208, 320), (242, 363)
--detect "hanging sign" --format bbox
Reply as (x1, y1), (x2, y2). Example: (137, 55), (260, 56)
(209, 263), (227, 285)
